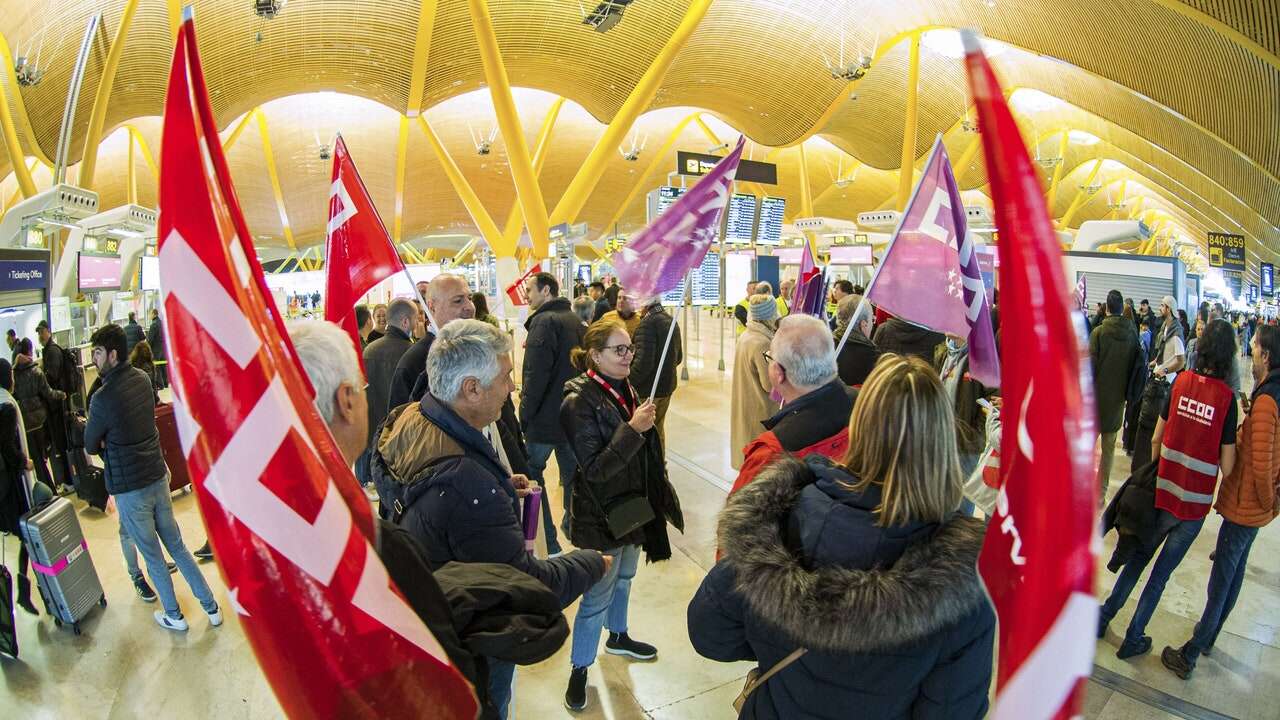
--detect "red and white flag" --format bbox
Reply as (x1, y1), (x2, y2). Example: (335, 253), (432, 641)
(963, 31), (1098, 720)
(324, 135), (406, 365)
(157, 11), (477, 718)
(505, 262), (542, 307)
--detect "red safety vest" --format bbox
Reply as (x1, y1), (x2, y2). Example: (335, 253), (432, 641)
(1155, 372), (1233, 520)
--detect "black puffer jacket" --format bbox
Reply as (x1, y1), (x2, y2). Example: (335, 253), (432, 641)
(362, 326), (413, 445)
(690, 456), (995, 720)
(833, 325), (880, 387)
(629, 304), (682, 399)
(560, 373), (684, 561)
(520, 297), (584, 444)
(872, 317), (946, 363)
(147, 317), (166, 361)
(83, 362), (167, 495)
(12, 357), (63, 431)
(124, 321), (146, 353)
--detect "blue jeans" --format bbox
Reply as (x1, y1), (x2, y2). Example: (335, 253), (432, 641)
(486, 658), (516, 720)
(119, 518), (143, 581)
(114, 479), (216, 619)
(1100, 510), (1205, 643)
(1185, 520), (1259, 661)
(526, 441), (575, 554)
(570, 544), (640, 668)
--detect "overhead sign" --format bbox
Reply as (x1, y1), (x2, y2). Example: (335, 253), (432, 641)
(0, 260), (48, 291)
(1207, 232), (1246, 272)
(1224, 271), (1243, 299)
(1262, 262), (1274, 297)
(1248, 284), (1259, 304)
(677, 150), (778, 185)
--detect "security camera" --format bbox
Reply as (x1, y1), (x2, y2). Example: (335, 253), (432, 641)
(476, 141), (492, 156)
(319, 145), (332, 160)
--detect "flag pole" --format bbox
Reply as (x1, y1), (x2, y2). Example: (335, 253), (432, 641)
(648, 293), (682, 403)
(398, 265), (439, 332)
(835, 134), (945, 356)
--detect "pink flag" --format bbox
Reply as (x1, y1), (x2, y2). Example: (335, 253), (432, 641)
(791, 239), (820, 313)
(613, 137), (744, 299)
(865, 136), (999, 385)
(965, 30), (1097, 720)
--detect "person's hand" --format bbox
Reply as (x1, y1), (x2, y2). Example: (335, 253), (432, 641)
(511, 473), (533, 498)
(600, 552), (614, 575)
(25, 459), (34, 470)
(1153, 367), (1166, 378)
(629, 401), (657, 434)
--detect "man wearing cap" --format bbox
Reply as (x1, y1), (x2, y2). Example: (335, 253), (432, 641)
(1150, 295), (1186, 382)
(731, 294), (780, 469)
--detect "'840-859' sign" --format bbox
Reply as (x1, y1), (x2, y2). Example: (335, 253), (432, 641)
(1208, 232), (1246, 272)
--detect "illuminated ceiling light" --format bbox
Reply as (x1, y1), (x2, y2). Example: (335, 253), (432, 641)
(1008, 88), (1063, 115)
(1067, 130), (1101, 146)
(920, 30), (1010, 60)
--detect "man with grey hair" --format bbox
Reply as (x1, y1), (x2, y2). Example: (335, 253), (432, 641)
(389, 273), (476, 410)
(370, 318), (608, 718)
(360, 297), (417, 490)
(834, 294), (880, 387)
(729, 314), (857, 494)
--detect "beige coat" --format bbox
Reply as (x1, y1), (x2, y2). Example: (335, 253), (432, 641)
(731, 321), (780, 469)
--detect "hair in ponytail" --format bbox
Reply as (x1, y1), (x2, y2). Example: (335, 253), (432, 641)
(573, 320), (627, 373)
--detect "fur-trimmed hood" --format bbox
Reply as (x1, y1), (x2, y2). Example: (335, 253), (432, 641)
(718, 456), (989, 655)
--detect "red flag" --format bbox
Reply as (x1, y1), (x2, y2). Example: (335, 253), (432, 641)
(504, 262), (542, 307)
(963, 31), (1097, 720)
(157, 12), (476, 719)
(324, 135), (406, 364)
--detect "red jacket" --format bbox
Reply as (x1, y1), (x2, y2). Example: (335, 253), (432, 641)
(731, 430), (850, 496)
(728, 381), (857, 496)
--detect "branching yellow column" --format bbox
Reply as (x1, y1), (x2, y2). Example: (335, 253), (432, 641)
(467, 0), (551, 256)
(502, 98), (565, 250)
(255, 110), (297, 250)
(222, 111), (256, 152)
(417, 115), (508, 255)
(0, 31), (53, 172)
(79, 0), (141, 190)
(126, 129), (136, 205)
(1059, 159), (1105, 228)
(1045, 130), (1070, 209)
(124, 125), (159, 181)
(797, 143), (819, 257)
(549, 0), (715, 228)
(595, 113), (703, 242)
(896, 34), (922, 211)
(0, 40), (36, 196)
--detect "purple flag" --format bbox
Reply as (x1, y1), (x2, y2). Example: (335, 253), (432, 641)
(613, 137), (744, 299)
(866, 135), (1000, 386)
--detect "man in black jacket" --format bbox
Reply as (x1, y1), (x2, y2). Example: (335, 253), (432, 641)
(519, 272), (583, 556)
(372, 319), (607, 718)
(833, 295), (880, 387)
(84, 323), (219, 633)
(123, 312), (146, 354)
(587, 281), (610, 323)
(873, 315), (946, 363)
(35, 321), (74, 492)
(390, 274), (476, 411)
(359, 298), (416, 488)
(628, 297), (682, 448)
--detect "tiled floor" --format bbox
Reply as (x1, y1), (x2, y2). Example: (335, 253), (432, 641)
(2, 309), (1277, 718)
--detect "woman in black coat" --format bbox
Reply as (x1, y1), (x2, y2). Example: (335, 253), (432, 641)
(688, 355), (995, 720)
(0, 358), (51, 616)
(558, 319), (684, 712)
(11, 338), (63, 494)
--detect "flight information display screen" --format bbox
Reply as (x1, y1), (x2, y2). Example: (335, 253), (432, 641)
(723, 194), (759, 244)
(647, 186), (686, 224)
(757, 197), (785, 246)
(661, 250), (722, 306)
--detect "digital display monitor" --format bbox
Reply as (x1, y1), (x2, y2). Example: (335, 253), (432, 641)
(756, 197), (785, 246)
(140, 255), (161, 292)
(828, 245), (874, 265)
(647, 186), (686, 224)
(772, 247), (804, 265)
(723, 194), (759, 244)
(78, 253), (122, 291)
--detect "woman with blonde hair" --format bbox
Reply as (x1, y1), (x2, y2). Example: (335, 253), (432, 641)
(689, 354), (995, 719)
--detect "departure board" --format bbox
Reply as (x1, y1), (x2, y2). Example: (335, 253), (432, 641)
(757, 197), (785, 246)
(724, 194), (759, 244)
(647, 186), (686, 223)
(661, 250), (722, 306)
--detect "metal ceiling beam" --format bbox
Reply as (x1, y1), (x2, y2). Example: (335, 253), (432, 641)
(415, 115), (507, 256)
(79, 0), (140, 191)
(255, 110), (297, 250)
(405, 0), (439, 116)
(468, 0), (552, 257)
(897, 34), (922, 211)
(549, 0), (715, 229)
(594, 112), (703, 244)
(501, 97), (565, 251)
(0, 31), (54, 168)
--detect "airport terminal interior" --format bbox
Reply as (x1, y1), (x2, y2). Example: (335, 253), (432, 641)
(1, 1), (1279, 718)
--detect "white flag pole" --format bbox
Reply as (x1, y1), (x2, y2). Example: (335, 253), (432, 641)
(399, 265), (438, 332)
(648, 291), (683, 404)
(834, 134), (945, 356)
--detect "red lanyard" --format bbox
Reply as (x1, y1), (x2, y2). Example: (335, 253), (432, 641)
(587, 370), (635, 418)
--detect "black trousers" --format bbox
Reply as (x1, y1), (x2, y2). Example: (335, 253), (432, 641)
(24, 426), (54, 493)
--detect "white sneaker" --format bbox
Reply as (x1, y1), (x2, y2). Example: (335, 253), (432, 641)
(207, 605), (223, 628)
(154, 611), (189, 632)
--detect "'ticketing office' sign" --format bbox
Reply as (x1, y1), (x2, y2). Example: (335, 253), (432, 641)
(0, 260), (47, 291)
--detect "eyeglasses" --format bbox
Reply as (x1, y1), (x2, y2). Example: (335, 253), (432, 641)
(602, 344), (635, 357)
(763, 350), (785, 372)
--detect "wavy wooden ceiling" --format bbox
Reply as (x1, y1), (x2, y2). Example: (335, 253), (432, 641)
(0, 0), (1276, 260)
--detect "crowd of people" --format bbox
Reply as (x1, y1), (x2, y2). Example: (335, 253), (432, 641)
(4, 267), (1276, 718)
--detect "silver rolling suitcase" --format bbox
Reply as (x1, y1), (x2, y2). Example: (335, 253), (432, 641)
(19, 496), (106, 635)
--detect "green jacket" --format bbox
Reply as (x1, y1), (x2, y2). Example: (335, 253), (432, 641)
(1089, 315), (1140, 433)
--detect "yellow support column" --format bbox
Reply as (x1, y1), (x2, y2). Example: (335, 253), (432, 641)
(255, 110), (297, 250)
(467, 0), (551, 256)
(404, 0), (439, 116)
(417, 115), (507, 255)
(393, 115), (410, 243)
(0, 32), (54, 170)
(1059, 159), (1105, 228)
(549, 0), (715, 228)
(1045, 130), (1070, 209)
(501, 97), (565, 250)
(166, 0), (182, 39)
(124, 125), (159, 180)
(1109, 180), (1128, 220)
(896, 34), (922, 211)
(0, 44), (36, 196)
(126, 129), (136, 205)
(595, 112), (703, 243)
(222, 111), (256, 152)
(796, 144), (820, 259)
(78, 0), (141, 190)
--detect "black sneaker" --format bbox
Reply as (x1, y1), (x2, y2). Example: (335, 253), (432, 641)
(166, 562), (177, 574)
(1117, 635), (1152, 659)
(1097, 616), (1109, 639)
(564, 666), (588, 712)
(1161, 645), (1195, 680)
(193, 542), (213, 561)
(134, 577), (158, 603)
(605, 632), (657, 660)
